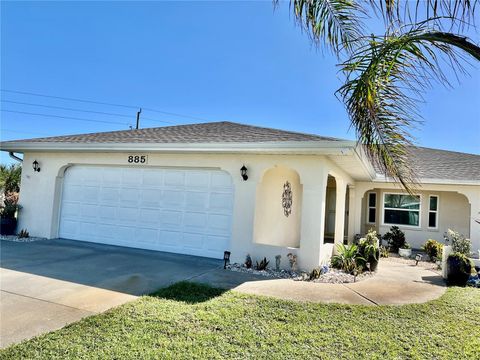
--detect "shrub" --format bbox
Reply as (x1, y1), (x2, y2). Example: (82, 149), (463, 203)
(445, 229), (471, 256)
(383, 226), (406, 252)
(0, 192), (20, 219)
(255, 257), (269, 271)
(358, 229), (379, 261)
(331, 244), (364, 273)
(400, 242), (411, 249)
(422, 239), (443, 261)
(447, 252), (474, 286)
(18, 229), (29, 238)
(379, 245), (389, 258)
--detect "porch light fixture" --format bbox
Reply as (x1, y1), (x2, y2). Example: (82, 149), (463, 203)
(240, 165), (248, 181)
(223, 251), (231, 269)
(32, 160), (41, 172)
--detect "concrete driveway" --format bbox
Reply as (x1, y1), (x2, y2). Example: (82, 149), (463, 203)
(0, 239), (260, 348)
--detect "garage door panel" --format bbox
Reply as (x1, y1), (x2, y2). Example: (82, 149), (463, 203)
(185, 171), (210, 188)
(59, 166), (233, 259)
(185, 192), (208, 210)
(184, 212), (207, 229)
(163, 190), (185, 207)
(140, 189), (161, 207)
(80, 204), (98, 219)
(164, 171), (185, 186)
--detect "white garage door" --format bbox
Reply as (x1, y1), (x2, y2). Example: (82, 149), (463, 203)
(59, 165), (234, 259)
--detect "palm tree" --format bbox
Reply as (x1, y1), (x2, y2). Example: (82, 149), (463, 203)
(0, 164), (22, 194)
(275, 0), (480, 190)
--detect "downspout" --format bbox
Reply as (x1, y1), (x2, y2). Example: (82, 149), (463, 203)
(9, 152), (23, 163)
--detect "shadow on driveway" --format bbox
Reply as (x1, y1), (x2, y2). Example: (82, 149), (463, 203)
(0, 239), (265, 296)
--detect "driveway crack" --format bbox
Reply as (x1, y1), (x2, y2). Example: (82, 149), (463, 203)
(1, 290), (96, 314)
(341, 284), (379, 306)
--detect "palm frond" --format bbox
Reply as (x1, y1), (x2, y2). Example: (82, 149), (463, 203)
(278, 0), (366, 53)
(371, 0), (478, 29)
(337, 23), (480, 190)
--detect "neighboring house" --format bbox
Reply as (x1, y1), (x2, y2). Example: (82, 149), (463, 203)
(1, 122), (479, 270)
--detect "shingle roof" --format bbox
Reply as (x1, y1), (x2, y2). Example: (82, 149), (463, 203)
(6, 121), (344, 144)
(374, 146), (480, 182)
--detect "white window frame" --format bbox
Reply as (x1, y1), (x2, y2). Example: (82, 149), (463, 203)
(367, 192), (377, 224)
(382, 192), (422, 228)
(427, 195), (439, 229)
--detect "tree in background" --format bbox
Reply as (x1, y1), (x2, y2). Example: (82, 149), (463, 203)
(276, 0), (479, 190)
(0, 164), (22, 194)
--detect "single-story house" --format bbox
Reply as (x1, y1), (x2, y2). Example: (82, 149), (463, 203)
(1, 121), (479, 270)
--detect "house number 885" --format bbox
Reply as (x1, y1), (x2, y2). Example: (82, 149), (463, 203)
(128, 155), (146, 164)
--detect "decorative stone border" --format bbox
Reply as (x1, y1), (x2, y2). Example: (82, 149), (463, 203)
(226, 263), (375, 284)
(0, 235), (47, 243)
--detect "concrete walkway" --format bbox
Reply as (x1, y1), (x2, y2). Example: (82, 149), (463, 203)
(228, 260), (446, 305)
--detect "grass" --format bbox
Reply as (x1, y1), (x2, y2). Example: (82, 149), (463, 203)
(1, 282), (479, 359)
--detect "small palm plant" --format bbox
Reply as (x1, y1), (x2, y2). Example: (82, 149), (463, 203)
(331, 244), (365, 274)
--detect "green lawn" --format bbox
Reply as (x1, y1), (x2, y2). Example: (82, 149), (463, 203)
(1, 282), (479, 359)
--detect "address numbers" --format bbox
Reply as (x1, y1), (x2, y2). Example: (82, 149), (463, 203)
(127, 155), (148, 164)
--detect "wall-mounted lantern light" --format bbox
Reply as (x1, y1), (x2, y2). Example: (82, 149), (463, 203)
(240, 165), (248, 181)
(223, 251), (231, 269)
(32, 160), (41, 172)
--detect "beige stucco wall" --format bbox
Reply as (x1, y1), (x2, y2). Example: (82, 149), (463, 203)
(18, 151), (354, 271)
(354, 182), (480, 253)
(253, 166), (302, 248)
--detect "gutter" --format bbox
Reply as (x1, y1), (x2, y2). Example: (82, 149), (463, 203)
(8, 152), (23, 163)
(0, 140), (357, 156)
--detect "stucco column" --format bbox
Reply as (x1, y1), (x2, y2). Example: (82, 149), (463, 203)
(347, 185), (356, 243)
(229, 178), (259, 265)
(334, 179), (347, 247)
(465, 190), (480, 253)
(297, 173), (328, 270)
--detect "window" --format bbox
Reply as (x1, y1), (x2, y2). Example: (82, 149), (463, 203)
(367, 192), (376, 223)
(383, 193), (420, 227)
(428, 195), (439, 228)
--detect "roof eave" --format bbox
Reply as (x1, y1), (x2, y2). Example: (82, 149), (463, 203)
(373, 175), (480, 186)
(0, 140), (357, 156)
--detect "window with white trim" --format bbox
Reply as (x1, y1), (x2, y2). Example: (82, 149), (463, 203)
(383, 193), (420, 227)
(367, 192), (376, 223)
(428, 195), (439, 228)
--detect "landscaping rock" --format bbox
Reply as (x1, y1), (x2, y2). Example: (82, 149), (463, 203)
(226, 263), (375, 283)
(0, 235), (47, 243)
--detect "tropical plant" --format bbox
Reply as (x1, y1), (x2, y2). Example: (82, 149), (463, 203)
(18, 229), (29, 239)
(0, 164), (21, 194)
(447, 252), (474, 286)
(256, 257), (270, 271)
(0, 192), (20, 220)
(383, 226), (406, 252)
(379, 245), (389, 258)
(445, 229), (472, 256)
(275, 1), (480, 190)
(423, 239), (444, 261)
(331, 244), (364, 273)
(400, 242), (411, 250)
(358, 229), (379, 261)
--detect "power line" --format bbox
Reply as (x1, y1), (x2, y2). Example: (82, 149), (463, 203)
(1, 89), (210, 122)
(1, 109), (131, 126)
(1, 99), (175, 124)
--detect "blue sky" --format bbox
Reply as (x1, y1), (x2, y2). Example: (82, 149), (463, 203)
(1, 1), (479, 165)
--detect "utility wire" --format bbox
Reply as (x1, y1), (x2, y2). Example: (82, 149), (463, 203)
(1, 100), (175, 124)
(1, 89), (210, 122)
(1, 109), (130, 126)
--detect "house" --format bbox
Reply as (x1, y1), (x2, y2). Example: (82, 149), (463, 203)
(1, 121), (479, 270)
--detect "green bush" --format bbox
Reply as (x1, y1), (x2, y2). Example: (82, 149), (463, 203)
(383, 226), (406, 252)
(445, 229), (471, 256)
(422, 239), (443, 261)
(447, 253), (474, 286)
(358, 229), (379, 261)
(331, 244), (365, 273)
(379, 245), (389, 258)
